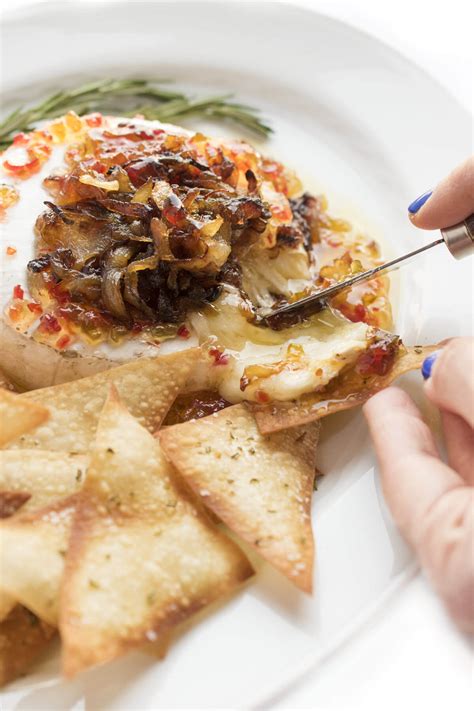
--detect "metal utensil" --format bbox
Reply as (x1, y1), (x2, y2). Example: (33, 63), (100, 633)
(263, 214), (474, 326)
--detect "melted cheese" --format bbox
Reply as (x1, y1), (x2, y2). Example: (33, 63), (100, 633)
(0, 116), (370, 401)
(190, 291), (368, 401)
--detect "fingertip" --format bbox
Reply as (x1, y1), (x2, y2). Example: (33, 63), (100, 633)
(363, 386), (417, 418)
(407, 190), (433, 218)
(421, 349), (442, 380)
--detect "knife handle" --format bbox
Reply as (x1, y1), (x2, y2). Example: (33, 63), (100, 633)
(441, 214), (474, 259)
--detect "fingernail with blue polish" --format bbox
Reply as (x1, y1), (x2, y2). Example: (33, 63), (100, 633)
(422, 350), (441, 380)
(408, 190), (432, 214)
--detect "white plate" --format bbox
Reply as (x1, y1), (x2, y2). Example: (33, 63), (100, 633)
(1, 2), (472, 709)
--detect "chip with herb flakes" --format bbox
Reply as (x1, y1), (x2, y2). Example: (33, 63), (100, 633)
(0, 495), (77, 625)
(0, 389), (49, 448)
(160, 404), (320, 593)
(0, 452), (86, 623)
(252, 344), (437, 434)
(7, 349), (200, 452)
(60, 389), (253, 677)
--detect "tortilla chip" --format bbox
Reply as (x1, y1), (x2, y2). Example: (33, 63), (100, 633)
(8, 349), (200, 452)
(0, 604), (56, 687)
(252, 344), (437, 434)
(0, 451), (87, 514)
(0, 389), (49, 448)
(0, 496), (77, 625)
(0, 452), (86, 623)
(160, 404), (320, 593)
(60, 391), (253, 677)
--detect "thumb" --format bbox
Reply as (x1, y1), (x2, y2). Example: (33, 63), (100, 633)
(408, 156), (474, 230)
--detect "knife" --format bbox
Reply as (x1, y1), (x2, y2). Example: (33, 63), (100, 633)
(263, 214), (474, 327)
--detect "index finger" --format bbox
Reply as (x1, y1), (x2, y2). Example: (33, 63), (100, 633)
(408, 156), (474, 230)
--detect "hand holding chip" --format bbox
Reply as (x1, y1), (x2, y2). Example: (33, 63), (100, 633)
(365, 160), (474, 633)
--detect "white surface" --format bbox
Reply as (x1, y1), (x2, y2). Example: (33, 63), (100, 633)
(1, 1), (473, 710)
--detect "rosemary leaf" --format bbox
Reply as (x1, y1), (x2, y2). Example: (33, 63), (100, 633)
(0, 79), (272, 150)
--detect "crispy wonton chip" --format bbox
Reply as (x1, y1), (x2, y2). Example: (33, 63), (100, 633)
(252, 344), (437, 434)
(8, 349), (199, 452)
(0, 496), (77, 625)
(0, 390), (49, 448)
(0, 604), (56, 687)
(160, 404), (320, 593)
(0, 453), (86, 622)
(60, 391), (253, 677)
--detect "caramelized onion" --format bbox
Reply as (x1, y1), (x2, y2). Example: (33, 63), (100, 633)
(123, 253), (159, 318)
(101, 244), (137, 320)
(100, 198), (152, 220)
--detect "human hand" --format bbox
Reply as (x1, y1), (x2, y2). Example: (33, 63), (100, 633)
(364, 339), (473, 633)
(363, 158), (474, 633)
(364, 157), (474, 632)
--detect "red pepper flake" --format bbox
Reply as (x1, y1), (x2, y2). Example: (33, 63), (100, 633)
(27, 301), (43, 315)
(8, 304), (22, 322)
(38, 313), (61, 334)
(85, 113), (103, 127)
(12, 132), (28, 146)
(56, 334), (71, 349)
(255, 390), (270, 404)
(209, 346), (229, 366)
(3, 156), (41, 179)
(6, 246), (16, 256)
(177, 324), (190, 339)
(13, 284), (24, 300)
(131, 322), (145, 334)
(89, 160), (107, 174)
(338, 302), (367, 323)
(48, 282), (70, 306)
(356, 337), (399, 376)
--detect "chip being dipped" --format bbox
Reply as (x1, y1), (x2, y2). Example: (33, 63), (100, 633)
(252, 342), (438, 433)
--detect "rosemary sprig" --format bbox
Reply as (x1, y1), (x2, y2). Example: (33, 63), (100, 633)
(0, 79), (272, 150)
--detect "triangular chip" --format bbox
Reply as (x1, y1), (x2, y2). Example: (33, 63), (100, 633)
(0, 390), (49, 447)
(160, 404), (320, 593)
(0, 450), (87, 514)
(8, 349), (199, 452)
(252, 344), (437, 433)
(0, 604), (56, 687)
(60, 390), (253, 677)
(0, 496), (76, 625)
(0, 452), (86, 622)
